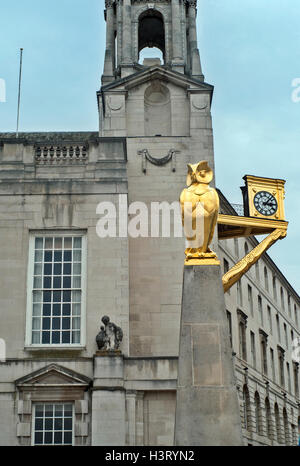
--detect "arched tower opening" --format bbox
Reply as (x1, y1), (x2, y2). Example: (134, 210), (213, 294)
(139, 47), (164, 66)
(138, 10), (165, 65)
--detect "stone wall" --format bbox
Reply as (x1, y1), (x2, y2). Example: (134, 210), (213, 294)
(0, 136), (129, 359)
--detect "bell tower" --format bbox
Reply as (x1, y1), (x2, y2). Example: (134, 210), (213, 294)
(102, 0), (204, 83)
(98, 0), (217, 359)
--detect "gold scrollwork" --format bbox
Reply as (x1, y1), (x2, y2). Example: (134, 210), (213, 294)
(222, 228), (287, 293)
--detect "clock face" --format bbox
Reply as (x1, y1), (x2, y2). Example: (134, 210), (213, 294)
(254, 191), (278, 216)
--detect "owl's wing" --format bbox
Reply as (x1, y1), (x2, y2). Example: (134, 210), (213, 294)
(207, 190), (220, 246)
(180, 189), (189, 225)
(207, 210), (218, 246)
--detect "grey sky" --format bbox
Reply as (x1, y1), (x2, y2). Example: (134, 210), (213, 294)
(0, 0), (299, 291)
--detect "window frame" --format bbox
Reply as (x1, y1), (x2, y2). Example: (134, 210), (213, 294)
(25, 231), (87, 349)
(277, 345), (285, 387)
(270, 348), (275, 381)
(258, 295), (263, 326)
(259, 329), (268, 376)
(226, 310), (232, 347)
(237, 309), (248, 361)
(248, 285), (253, 316)
(267, 305), (272, 335)
(250, 330), (256, 368)
(31, 402), (75, 447)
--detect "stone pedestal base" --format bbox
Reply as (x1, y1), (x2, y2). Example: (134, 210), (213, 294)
(92, 354), (125, 446)
(174, 265), (243, 446)
(95, 349), (122, 357)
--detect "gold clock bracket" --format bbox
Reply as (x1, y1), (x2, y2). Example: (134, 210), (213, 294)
(218, 214), (288, 240)
(217, 214), (288, 293)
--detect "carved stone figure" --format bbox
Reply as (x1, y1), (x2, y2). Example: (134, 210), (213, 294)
(180, 160), (219, 264)
(96, 326), (109, 351)
(96, 316), (123, 351)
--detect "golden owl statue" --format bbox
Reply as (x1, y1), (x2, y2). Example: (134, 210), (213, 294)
(180, 161), (220, 265)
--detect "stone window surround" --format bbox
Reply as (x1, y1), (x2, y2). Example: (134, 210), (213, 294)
(265, 397), (272, 439)
(292, 362), (299, 398)
(226, 310), (233, 348)
(258, 295), (263, 325)
(236, 363), (299, 445)
(276, 314), (281, 342)
(15, 364), (91, 446)
(264, 266), (269, 292)
(250, 331), (256, 369)
(237, 309), (248, 361)
(274, 403), (282, 443)
(242, 384), (251, 430)
(254, 391), (263, 435)
(32, 402), (74, 446)
(25, 230), (87, 350)
(286, 362), (291, 393)
(237, 280), (243, 307)
(259, 329), (268, 376)
(270, 347), (276, 381)
(248, 285), (253, 316)
(277, 345), (285, 388)
(267, 305), (272, 335)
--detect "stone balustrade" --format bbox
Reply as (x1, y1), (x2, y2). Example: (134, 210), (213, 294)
(35, 144), (88, 164)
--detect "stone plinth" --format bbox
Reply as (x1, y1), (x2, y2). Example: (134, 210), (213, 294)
(95, 349), (122, 357)
(174, 265), (243, 446)
(92, 353), (126, 446)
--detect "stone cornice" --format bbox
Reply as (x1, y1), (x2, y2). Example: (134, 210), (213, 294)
(100, 65), (213, 94)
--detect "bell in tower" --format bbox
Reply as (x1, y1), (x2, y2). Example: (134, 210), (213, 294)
(102, 0), (204, 83)
(98, 0), (212, 144)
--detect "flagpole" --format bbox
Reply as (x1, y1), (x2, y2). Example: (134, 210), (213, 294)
(16, 48), (23, 138)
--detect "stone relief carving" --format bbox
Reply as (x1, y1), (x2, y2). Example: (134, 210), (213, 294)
(106, 96), (124, 114)
(96, 316), (123, 351)
(191, 95), (209, 111)
(144, 80), (170, 106)
(138, 148), (179, 173)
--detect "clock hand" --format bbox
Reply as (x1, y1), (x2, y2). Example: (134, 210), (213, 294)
(265, 199), (275, 206)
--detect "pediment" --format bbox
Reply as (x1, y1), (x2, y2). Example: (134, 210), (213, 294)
(15, 364), (91, 388)
(100, 66), (214, 95)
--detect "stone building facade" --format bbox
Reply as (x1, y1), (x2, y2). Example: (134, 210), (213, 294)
(219, 195), (300, 446)
(0, 0), (299, 446)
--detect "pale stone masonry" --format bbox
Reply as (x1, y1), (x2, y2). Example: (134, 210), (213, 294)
(219, 194), (300, 446)
(175, 266), (243, 445)
(0, 0), (299, 446)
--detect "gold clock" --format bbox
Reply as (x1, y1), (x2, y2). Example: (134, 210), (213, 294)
(241, 175), (286, 221)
